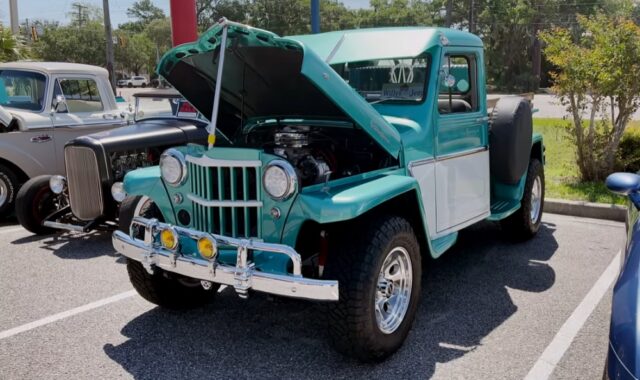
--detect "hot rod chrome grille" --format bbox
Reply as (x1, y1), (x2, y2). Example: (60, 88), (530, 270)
(65, 146), (103, 221)
(187, 156), (262, 238)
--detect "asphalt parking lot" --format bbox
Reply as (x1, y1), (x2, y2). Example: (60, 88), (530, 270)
(0, 213), (624, 379)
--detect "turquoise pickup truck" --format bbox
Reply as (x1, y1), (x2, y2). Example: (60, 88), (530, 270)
(112, 19), (544, 361)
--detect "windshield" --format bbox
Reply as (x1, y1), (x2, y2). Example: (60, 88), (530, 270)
(134, 96), (202, 121)
(332, 57), (429, 104)
(0, 70), (47, 111)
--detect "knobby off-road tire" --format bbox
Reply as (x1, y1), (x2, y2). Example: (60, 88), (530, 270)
(324, 216), (422, 362)
(0, 164), (19, 218)
(15, 175), (57, 235)
(119, 195), (219, 310)
(501, 158), (545, 240)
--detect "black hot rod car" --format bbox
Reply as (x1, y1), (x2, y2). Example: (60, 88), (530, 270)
(16, 90), (212, 234)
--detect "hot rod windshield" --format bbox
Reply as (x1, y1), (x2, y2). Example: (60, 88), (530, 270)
(331, 57), (429, 104)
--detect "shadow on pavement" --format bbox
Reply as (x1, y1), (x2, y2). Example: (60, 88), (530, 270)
(104, 221), (558, 379)
(10, 230), (118, 260)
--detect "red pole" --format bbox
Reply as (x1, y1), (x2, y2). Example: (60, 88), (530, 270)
(170, 0), (198, 47)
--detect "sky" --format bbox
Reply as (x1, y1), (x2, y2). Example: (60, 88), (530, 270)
(0, 0), (370, 27)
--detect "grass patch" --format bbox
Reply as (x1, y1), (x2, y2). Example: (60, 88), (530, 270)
(533, 118), (640, 205)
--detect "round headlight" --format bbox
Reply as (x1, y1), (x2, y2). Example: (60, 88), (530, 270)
(49, 175), (66, 194)
(160, 149), (187, 186)
(263, 160), (297, 200)
(111, 182), (127, 202)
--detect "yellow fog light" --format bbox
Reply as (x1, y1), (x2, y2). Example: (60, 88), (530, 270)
(197, 236), (217, 260)
(159, 228), (179, 250)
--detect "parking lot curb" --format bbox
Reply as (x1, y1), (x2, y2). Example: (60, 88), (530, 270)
(545, 198), (626, 222)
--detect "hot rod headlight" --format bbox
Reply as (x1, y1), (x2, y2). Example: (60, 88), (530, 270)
(160, 149), (187, 186)
(49, 175), (66, 194)
(263, 160), (297, 200)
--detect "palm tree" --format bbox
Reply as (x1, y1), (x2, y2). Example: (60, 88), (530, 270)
(0, 27), (30, 62)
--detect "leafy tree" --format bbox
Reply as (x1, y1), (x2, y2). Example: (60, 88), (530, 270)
(145, 18), (171, 51)
(33, 21), (106, 66)
(541, 14), (640, 181)
(115, 32), (155, 75)
(0, 27), (30, 61)
(120, 0), (166, 33)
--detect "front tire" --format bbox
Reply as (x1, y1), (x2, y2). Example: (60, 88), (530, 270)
(324, 216), (422, 362)
(15, 175), (57, 235)
(501, 158), (545, 239)
(119, 195), (219, 309)
(0, 164), (19, 218)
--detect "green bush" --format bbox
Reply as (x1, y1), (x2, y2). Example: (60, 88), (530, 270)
(617, 128), (640, 173)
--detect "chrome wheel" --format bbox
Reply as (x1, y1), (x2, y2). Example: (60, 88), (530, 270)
(0, 179), (7, 207)
(530, 175), (542, 223)
(375, 246), (413, 334)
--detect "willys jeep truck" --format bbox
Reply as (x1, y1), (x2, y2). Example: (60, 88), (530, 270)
(112, 20), (544, 361)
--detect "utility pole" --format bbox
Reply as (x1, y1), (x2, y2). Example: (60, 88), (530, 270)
(9, 0), (19, 34)
(469, 0), (475, 34)
(72, 3), (88, 27)
(445, 0), (453, 27)
(102, 0), (116, 94)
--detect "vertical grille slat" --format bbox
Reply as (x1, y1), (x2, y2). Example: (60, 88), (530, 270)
(189, 157), (261, 238)
(65, 146), (103, 221)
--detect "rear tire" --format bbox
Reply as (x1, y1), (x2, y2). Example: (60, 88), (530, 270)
(127, 83), (133, 88)
(324, 216), (422, 362)
(119, 195), (219, 309)
(15, 175), (57, 235)
(0, 164), (19, 218)
(501, 158), (544, 240)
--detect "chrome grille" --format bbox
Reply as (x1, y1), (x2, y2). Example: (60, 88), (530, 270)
(187, 156), (262, 238)
(65, 146), (104, 221)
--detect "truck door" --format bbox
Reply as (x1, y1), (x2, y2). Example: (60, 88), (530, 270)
(434, 50), (490, 235)
(50, 77), (124, 173)
(0, 69), (56, 177)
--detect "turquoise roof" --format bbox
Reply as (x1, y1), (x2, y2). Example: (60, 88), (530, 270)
(287, 27), (483, 64)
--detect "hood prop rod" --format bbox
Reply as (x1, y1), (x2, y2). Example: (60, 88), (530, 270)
(208, 18), (229, 149)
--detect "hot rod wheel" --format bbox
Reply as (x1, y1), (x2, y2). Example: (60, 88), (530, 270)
(118, 195), (220, 309)
(323, 215), (422, 362)
(15, 175), (57, 235)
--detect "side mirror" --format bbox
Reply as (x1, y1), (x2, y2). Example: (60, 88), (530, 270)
(52, 95), (68, 113)
(605, 173), (640, 195)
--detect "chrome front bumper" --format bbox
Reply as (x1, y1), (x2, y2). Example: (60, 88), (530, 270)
(112, 217), (339, 301)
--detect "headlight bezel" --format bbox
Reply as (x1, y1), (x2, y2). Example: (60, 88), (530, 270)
(262, 159), (297, 201)
(160, 148), (187, 187)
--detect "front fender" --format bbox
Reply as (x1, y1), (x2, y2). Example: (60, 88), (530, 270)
(123, 166), (176, 224)
(296, 174), (419, 224)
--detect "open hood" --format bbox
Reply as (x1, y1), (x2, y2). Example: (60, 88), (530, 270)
(157, 20), (401, 158)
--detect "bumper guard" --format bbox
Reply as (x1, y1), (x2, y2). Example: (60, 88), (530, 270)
(112, 217), (339, 301)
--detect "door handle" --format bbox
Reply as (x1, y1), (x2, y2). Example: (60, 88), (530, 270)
(30, 134), (52, 143)
(475, 116), (490, 123)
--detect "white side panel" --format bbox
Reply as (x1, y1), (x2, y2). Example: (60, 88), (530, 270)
(435, 150), (490, 233)
(408, 160), (437, 237)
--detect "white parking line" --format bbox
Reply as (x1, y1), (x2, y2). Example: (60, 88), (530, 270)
(0, 290), (137, 340)
(524, 251), (621, 380)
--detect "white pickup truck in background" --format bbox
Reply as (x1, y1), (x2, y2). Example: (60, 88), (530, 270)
(0, 61), (127, 218)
